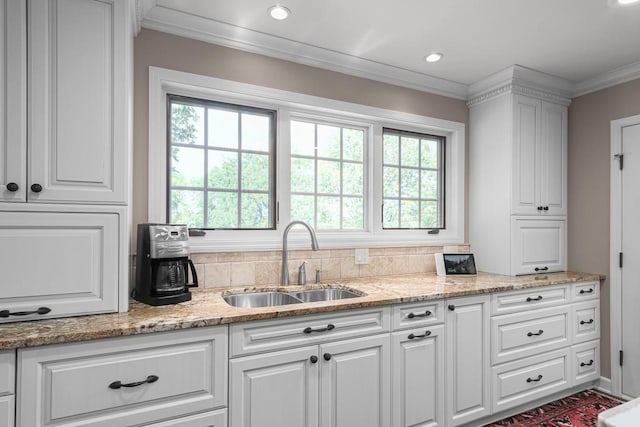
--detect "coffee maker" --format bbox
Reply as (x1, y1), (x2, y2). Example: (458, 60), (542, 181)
(134, 224), (198, 306)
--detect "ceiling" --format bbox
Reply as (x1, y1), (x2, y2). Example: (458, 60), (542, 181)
(138, 0), (640, 99)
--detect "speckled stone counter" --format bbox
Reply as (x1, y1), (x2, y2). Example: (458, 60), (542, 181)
(0, 271), (602, 350)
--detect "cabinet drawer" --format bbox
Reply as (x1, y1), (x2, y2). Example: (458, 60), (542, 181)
(573, 281), (599, 301)
(492, 305), (571, 364)
(511, 218), (566, 275)
(145, 409), (227, 427)
(573, 300), (600, 344)
(230, 307), (390, 356)
(492, 348), (570, 413)
(392, 300), (444, 330)
(491, 285), (569, 315)
(18, 327), (228, 427)
(0, 395), (14, 427)
(572, 340), (600, 386)
(0, 351), (15, 396)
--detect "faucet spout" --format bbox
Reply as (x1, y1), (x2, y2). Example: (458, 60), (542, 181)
(281, 220), (319, 286)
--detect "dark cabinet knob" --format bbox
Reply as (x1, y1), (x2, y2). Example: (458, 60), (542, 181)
(448, 304), (455, 311)
(31, 183), (43, 193)
(323, 353), (332, 361)
(543, 206), (549, 211)
(6, 182), (19, 192)
(310, 355), (318, 364)
(537, 206), (543, 211)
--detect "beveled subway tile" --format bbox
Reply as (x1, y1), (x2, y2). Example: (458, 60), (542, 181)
(374, 256), (394, 276)
(217, 252), (245, 262)
(321, 258), (341, 281)
(243, 251), (282, 261)
(330, 249), (353, 258)
(191, 253), (218, 264)
(340, 257), (360, 280)
(230, 262), (256, 286)
(391, 255), (410, 275)
(254, 261), (281, 285)
(204, 263), (231, 288)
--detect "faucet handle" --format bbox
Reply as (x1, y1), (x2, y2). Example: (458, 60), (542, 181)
(298, 262), (307, 286)
(315, 269), (321, 284)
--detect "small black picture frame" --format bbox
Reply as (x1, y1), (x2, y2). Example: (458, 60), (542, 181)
(442, 253), (477, 275)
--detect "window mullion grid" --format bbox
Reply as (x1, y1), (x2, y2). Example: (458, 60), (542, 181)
(339, 127), (344, 230)
(398, 137), (403, 228)
(314, 124), (319, 229)
(417, 139), (422, 228)
(237, 113), (243, 228)
(203, 107), (209, 228)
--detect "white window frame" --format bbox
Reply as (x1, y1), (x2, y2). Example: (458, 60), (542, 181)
(149, 67), (466, 251)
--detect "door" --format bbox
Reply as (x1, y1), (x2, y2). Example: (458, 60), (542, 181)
(445, 294), (491, 426)
(319, 335), (390, 427)
(540, 101), (568, 215)
(392, 325), (444, 427)
(512, 95), (541, 215)
(229, 346), (319, 427)
(621, 122), (640, 398)
(511, 218), (566, 275)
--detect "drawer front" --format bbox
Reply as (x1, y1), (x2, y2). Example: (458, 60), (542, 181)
(492, 305), (571, 364)
(230, 307), (390, 356)
(491, 285), (569, 315)
(0, 351), (15, 395)
(0, 395), (14, 427)
(392, 300), (444, 330)
(573, 301), (600, 344)
(145, 409), (227, 427)
(572, 340), (600, 386)
(573, 281), (599, 301)
(492, 348), (570, 413)
(18, 327), (227, 427)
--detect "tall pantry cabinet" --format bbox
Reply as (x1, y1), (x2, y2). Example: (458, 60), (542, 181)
(0, 0), (134, 322)
(469, 66), (571, 276)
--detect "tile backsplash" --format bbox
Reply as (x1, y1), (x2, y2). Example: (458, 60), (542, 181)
(188, 245), (470, 289)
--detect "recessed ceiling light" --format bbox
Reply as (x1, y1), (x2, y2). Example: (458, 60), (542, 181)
(268, 5), (291, 20)
(425, 52), (443, 63)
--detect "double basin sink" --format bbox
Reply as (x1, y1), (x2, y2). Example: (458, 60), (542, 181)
(223, 288), (363, 308)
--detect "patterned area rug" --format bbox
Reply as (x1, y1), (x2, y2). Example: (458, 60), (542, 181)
(485, 389), (624, 427)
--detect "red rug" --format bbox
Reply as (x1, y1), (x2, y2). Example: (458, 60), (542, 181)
(485, 389), (624, 426)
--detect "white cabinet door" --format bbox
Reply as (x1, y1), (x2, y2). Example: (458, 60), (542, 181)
(540, 101), (567, 215)
(0, 211), (119, 321)
(392, 325), (444, 427)
(512, 95), (541, 215)
(27, 0), (128, 205)
(511, 218), (566, 275)
(445, 294), (491, 426)
(0, 395), (14, 427)
(230, 346), (319, 427)
(0, 0), (26, 203)
(320, 335), (390, 427)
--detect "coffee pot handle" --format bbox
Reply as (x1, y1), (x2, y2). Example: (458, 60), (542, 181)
(185, 259), (199, 288)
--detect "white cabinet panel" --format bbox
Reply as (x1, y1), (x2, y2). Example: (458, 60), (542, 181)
(573, 300), (600, 344)
(491, 284), (569, 315)
(0, 211), (119, 321)
(0, 351), (15, 396)
(392, 300), (444, 331)
(145, 409), (227, 427)
(0, 395), (14, 427)
(572, 340), (600, 385)
(512, 218), (566, 275)
(392, 325), (444, 427)
(540, 102), (568, 215)
(512, 95), (540, 215)
(573, 281), (599, 301)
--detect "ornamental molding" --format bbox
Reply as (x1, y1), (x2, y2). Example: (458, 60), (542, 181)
(467, 83), (572, 107)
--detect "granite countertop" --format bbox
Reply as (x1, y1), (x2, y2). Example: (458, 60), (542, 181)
(0, 271), (602, 350)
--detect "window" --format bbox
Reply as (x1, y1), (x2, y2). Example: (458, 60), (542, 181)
(290, 120), (366, 230)
(382, 128), (444, 229)
(167, 95), (276, 229)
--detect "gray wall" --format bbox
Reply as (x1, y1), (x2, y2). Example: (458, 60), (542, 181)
(568, 78), (640, 378)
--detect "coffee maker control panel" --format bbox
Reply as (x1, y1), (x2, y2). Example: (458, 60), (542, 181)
(149, 225), (190, 259)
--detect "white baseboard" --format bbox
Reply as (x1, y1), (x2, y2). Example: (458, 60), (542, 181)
(597, 376), (613, 395)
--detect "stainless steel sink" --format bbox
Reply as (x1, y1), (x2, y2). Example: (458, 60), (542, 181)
(293, 288), (361, 303)
(223, 292), (302, 308)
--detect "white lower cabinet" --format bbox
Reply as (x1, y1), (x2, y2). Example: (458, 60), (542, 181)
(572, 340), (600, 386)
(392, 324), (444, 427)
(511, 218), (566, 275)
(0, 395), (14, 427)
(143, 409), (228, 427)
(0, 350), (15, 427)
(445, 294), (491, 426)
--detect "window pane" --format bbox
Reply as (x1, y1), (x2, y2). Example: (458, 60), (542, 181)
(383, 199), (399, 228)
(383, 134), (399, 165)
(291, 157), (315, 193)
(421, 201), (439, 228)
(401, 136), (419, 167)
(291, 121), (316, 156)
(208, 109), (238, 149)
(400, 168), (419, 198)
(241, 113), (270, 152)
(343, 197), (363, 229)
(343, 162), (363, 196)
(318, 160), (341, 194)
(171, 103), (204, 146)
(400, 200), (419, 228)
(241, 193), (270, 228)
(171, 146), (204, 187)
(383, 167), (399, 197)
(317, 125), (341, 159)
(343, 128), (363, 161)
(208, 191), (238, 228)
(421, 170), (438, 199)
(170, 190), (204, 228)
(291, 195), (315, 224)
(421, 139), (439, 169)
(317, 196), (340, 229)
(242, 153), (270, 191)
(208, 150), (238, 190)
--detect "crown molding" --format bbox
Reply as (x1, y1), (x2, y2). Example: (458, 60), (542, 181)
(135, 0), (156, 36)
(138, 5), (469, 100)
(573, 60), (640, 97)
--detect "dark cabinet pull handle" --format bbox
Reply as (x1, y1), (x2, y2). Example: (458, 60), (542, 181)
(534, 267), (549, 272)
(323, 353), (331, 361)
(407, 310), (431, 319)
(0, 307), (51, 318)
(30, 183), (43, 193)
(448, 304), (455, 311)
(580, 289), (594, 294)
(526, 374), (543, 383)
(526, 296), (543, 302)
(303, 324), (335, 334)
(310, 355), (318, 364)
(108, 375), (159, 390)
(580, 360), (594, 367)
(6, 182), (19, 192)
(408, 330), (432, 340)
(527, 329), (544, 337)
(580, 319), (594, 325)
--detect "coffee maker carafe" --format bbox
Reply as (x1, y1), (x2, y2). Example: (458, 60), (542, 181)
(134, 224), (198, 306)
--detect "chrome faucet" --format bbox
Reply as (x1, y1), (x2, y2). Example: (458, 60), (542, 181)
(281, 220), (319, 286)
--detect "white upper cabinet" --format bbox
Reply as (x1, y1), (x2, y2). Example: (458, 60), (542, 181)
(25, 0), (129, 205)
